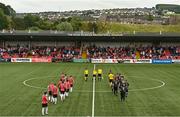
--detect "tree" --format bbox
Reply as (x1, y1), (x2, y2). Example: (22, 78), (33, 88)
(0, 9), (9, 30)
(29, 26), (41, 31)
(12, 17), (25, 30)
(87, 22), (98, 33)
(70, 16), (82, 31)
(147, 13), (154, 21)
(24, 14), (40, 28)
(0, 3), (16, 16)
(56, 22), (73, 31)
(97, 21), (110, 33)
(38, 20), (53, 30)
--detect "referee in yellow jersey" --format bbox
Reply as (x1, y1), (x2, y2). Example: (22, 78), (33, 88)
(97, 68), (103, 81)
(93, 69), (97, 80)
(108, 72), (114, 87)
(84, 68), (89, 81)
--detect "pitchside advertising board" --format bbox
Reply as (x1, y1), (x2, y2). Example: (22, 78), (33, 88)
(11, 58), (32, 62)
(152, 59), (172, 64)
(11, 58), (52, 62)
(172, 59), (180, 63)
(91, 59), (152, 63)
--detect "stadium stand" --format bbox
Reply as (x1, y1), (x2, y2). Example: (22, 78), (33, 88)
(0, 45), (179, 60)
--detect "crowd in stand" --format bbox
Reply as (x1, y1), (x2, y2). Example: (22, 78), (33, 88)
(86, 45), (180, 59)
(0, 45), (180, 60)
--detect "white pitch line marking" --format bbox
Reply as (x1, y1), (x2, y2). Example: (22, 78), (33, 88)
(92, 64), (96, 117)
(23, 76), (166, 92)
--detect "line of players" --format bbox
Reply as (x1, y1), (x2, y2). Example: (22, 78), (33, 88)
(84, 68), (103, 81)
(84, 68), (129, 102)
(108, 71), (129, 102)
(41, 73), (75, 116)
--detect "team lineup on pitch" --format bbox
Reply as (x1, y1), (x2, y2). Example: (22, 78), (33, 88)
(1, 63), (180, 116)
(22, 64), (165, 116)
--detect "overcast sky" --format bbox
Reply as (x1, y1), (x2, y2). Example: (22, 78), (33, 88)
(0, 0), (180, 13)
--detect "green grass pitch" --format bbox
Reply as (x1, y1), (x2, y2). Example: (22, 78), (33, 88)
(0, 63), (180, 116)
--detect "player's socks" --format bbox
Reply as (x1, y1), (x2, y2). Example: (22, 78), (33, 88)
(55, 98), (57, 104)
(50, 96), (53, 102)
(48, 96), (51, 101)
(52, 97), (54, 103)
(60, 95), (63, 101)
(42, 108), (45, 116)
(45, 107), (48, 115)
(70, 87), (72, 92)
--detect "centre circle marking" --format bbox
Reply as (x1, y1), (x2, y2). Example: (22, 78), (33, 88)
(23, 76), (165, 92)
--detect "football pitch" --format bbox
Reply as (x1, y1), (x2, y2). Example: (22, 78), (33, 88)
(0, 63), (180, 116)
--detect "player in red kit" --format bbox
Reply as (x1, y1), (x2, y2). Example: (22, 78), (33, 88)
(69, 76), (74, 92)
(59, 81), (65, 101)
(65, 79), (70, 97)
(47, 82), (54, 102)
(52, 84), (58, 104)
(42, 92), (48, 116)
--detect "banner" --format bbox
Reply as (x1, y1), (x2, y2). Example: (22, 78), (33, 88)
(172, 59), (180, 63)
(131, 59), (152, 63)
(32, 58), (52, 62)
(73, 59), (90, 63)
(91, 59), (118, 63)
(152, 59), (172, 64)
(0, 58), (6, 62)
(91, 59), (151, 64)
(11, 58), (32, 62)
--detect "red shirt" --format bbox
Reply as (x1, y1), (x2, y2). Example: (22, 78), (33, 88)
(53, 86), (58, 95)
(48, 83), (54, 92)
(42, 95), (48, 104)
(65, 81), (70, 89)
(69, 78), (74, 85)
(60, 83), (65, 91)
(58, 81), (62, 88)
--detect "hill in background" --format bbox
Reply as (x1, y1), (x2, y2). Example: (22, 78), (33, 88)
(156, 4), (180, 14)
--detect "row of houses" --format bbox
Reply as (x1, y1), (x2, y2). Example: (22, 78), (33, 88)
(16, 7), (180, 25)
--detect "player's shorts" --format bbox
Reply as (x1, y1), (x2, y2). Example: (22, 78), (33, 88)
(93, 75), (96, 77)
(42, 103), (48, 107)
(98, 74), (102, 77)
(53, 94), (57, 98)
(70, 84), (73, 87)
(85, 74), (88, 77)
(66, 89), (69, 92)
(60, 91), (65, 94)
(48, 91), (52, 96)
(114, 87), (118, 90)
(109, 79), (113, 83)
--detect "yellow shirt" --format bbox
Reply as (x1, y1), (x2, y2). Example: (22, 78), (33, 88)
(84, 70), (89, 75)
(108, 73), (114, 80)
(93, 70), (97, 75)
(98, 69), (102, 74)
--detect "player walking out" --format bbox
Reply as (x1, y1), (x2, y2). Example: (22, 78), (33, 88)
(120, 84), (126, 102)
(59, 81), (66, 101)
(52, 84), (58, 104)
(42, 92), (48, 116)
(69, 76), (74, 92)
(47, 82), (54, 102)
(112, 80), (119, 96)
(65, 79), (70, 97)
